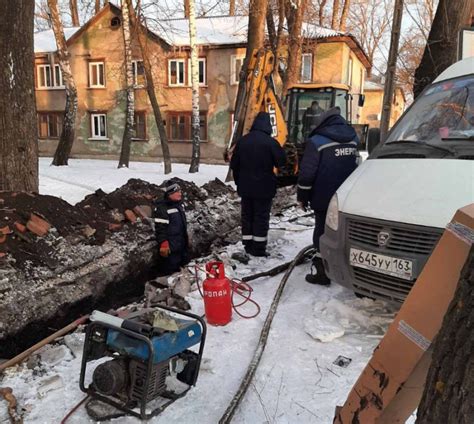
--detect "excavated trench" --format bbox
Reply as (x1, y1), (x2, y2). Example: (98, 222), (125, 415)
(0, 178), (297, 361)
(0, 255), (160, 358)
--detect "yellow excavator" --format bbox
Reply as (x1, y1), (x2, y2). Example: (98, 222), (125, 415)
(226, 48), (366, 183)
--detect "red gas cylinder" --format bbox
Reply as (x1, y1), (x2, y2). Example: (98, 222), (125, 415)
(203, 261), (232, 326)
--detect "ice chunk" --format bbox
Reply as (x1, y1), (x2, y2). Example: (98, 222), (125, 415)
(304, 316), (345, 343)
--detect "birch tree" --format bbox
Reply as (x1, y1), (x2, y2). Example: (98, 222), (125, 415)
(69, 0), (80, 26)
(282, 0), (307, 96)
(188, 0), (201, 173)
(0, 0), (38, 192)
(118, 0), (135, 168)
(130, 1), (172, 173)
(48, 0), (79, 166)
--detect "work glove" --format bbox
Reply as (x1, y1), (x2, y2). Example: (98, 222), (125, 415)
(159, 241), (171, 257)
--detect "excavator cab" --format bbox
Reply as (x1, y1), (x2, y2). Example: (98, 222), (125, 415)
(225, 48), (366, 184)
(285, 83), (351, 147)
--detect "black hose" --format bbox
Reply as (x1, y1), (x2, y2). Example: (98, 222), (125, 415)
(218, 244), (314, 424)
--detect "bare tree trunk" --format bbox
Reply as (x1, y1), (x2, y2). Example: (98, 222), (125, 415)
(0, 0), (38, 192)
(229, 0), (236, 15)
(130, 2), (172, 174)
(319, 0), (328, 25)
(95, 0), (101, 14)
(413, 0), (474, 98)
(339, 0), (351, 31)
(232, 0), (269, 144)
(266, 1), (277, 48)
(282, 0), (307, 96)
(48, 0), (78, 166)
(266, 0), (285, 91)
(69, 0), (80, 26)
(118, 0), (135, 168)
(416, 247), (474, 424)
(188, 0), (201, 173)
(184, 0), (190, 18)
(380, 0), (403, 141)
(331, 0), (340, 30)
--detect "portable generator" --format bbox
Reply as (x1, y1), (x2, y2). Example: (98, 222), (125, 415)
(79, 306), (206, 420)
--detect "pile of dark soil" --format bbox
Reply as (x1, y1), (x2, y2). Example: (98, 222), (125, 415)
(0, 178), (228, 272)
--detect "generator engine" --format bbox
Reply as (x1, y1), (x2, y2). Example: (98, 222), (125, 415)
(79, 306), (206, 420)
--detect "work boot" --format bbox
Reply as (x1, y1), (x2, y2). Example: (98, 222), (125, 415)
(305, 257), (330, 286)
(246, 245), (268, 257)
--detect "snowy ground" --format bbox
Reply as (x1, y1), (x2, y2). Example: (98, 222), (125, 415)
(39, 158), (231, 205)
(1, 158), (415, 424)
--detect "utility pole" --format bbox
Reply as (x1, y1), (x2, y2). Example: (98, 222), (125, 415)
(380, 0), (403, 142)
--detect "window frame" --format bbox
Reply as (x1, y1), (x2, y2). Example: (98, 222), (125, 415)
(168, 59), (186, 87)
(36, 64), (64, 89)
(187, 57), (207, 86)
(37, 112), (62, 139)
(347, 56), (353, 87)
(132, 111), (147, 141)
(90, 112), (108, 139)
(230, 55), (245, 85)
(300, 53), (313, 83)
(88, 61), (106, 88)
(167, 111), (208, 142)
(132, 60), (146, 88)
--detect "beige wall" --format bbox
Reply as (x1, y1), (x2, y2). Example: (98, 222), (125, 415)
(360, 88), (406, 128)
(35, 6), (244, 162)
(35, 6), (371, 161)
(310, 41), (367, 123)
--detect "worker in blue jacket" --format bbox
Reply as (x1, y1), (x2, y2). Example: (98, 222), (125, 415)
(153, 181), (189, 275)
(230, 112), (286, 256)
(297, 107), (359, 285)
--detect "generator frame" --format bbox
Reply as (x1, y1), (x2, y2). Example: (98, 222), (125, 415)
(79, 305), (207, 420)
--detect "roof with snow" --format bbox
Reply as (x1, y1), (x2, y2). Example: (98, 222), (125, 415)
(34, 27), (81, 53)
(32, 4), (370, 71)
(155, 15), (343, 46)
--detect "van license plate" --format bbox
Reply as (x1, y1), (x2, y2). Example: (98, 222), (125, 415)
(349, 248), (413, 280)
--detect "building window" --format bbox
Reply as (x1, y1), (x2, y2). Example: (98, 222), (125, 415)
(37, 64), (63, 89)
(231, 55), (245, 85)
(132, 60), (146, 87)
(346, 56), (353, 86)
(187, 58), (207, 86)
(301, 53), (312, 82)
(167, 112), (207, 141)
(38, 112), (62, 138)
(90, 113), (107, 138)
(168, 59), (186, 86)
(133, 112), (147, 140)
(89, 61), (105, 88)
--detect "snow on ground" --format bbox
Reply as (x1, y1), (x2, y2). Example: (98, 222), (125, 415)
(2, 159), (415, 423)
(39, 158), (230, 205)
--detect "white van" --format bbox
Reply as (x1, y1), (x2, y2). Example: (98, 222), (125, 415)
(320, 57), (474, 302)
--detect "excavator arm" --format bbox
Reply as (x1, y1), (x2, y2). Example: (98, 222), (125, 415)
(225, 49), (287, 160)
